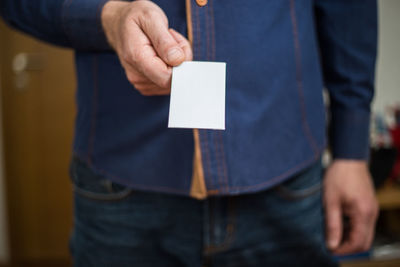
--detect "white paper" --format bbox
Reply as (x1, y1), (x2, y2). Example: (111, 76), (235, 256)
(168, 61), (226, 130)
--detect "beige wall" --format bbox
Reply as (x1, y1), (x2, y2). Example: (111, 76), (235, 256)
(373, 0), (400, 112)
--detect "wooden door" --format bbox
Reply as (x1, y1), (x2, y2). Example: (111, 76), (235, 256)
(0, 20), (75, 266)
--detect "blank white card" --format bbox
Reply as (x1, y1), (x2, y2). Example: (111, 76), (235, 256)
(168, 61), (226, 130)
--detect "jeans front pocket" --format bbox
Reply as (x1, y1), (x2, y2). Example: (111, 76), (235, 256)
(274, 160), (323, 201)
(69, 157), (133, 201)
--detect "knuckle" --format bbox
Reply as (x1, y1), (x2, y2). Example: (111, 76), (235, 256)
(327, 224), (339, 234)
(132, 50), (147, 66)
(159, 42), (174, 56)
(159, 79), (170, 90)
(160, 38), (175, 50)
(140, 62), (152, 77)
(366, 207), (376, 218)
(140, 8), (159, 24)
(126, 73), (140, 85)
(358, 203), (373, 217)
(121, 51), (134, 65)
(160, 69), (171, 81)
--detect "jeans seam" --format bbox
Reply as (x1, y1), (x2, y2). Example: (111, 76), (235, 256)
(204, 198), (236, 254)
(73, 185), (133, 201)
(276, 182), (322, 200)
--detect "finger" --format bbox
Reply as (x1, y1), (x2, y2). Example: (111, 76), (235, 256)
(124, 67), (153, 85)
(364, 202), (379, 251)
(122, 60), (155, 87)
(135, 82), (170, 96)
(334, 214), (369, 255)
(169, 28), (193, 61)
(364, 223), (375, 252)
(139, 88), (171, 96)
(139, 45), (172, 89)
(138, 13), (185, 66)
(122, 59), (168, 93)
(123, 28), (172, 89)
(325, 197), (343, 251)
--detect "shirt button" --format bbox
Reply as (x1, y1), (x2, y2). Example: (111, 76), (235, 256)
(196, 0), (208, 7)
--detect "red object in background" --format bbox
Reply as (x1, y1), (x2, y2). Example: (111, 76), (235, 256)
(389, 127), (400, 182)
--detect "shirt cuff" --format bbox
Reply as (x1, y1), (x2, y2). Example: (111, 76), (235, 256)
(61, 0), (111, 51)
(330, 108), (371, 160)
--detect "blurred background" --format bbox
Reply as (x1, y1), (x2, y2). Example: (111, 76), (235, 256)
(0, 0), (400, 266)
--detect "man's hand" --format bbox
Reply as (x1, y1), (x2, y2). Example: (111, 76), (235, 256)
(324, 160), (379, 255)
(101, 0), (192, 96)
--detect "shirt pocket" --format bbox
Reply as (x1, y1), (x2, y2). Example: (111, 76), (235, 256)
(69, 157), (133, 201)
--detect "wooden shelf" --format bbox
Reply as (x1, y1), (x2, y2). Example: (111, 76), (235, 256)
(377, 185), (400, 210)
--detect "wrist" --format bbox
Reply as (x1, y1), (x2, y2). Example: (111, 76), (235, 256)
(330, 159), (369, 171)
(101, 1), (129, 49)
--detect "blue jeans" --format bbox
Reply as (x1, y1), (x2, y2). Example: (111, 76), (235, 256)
(69, 158), (338, 267)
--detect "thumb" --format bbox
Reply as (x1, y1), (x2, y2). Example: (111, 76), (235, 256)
(139, 13), (185, 66)
(325, 197), (343, 250)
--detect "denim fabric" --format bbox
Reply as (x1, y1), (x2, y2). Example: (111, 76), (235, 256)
(69, 157), (338, 267)
(0, 0), (377, 197)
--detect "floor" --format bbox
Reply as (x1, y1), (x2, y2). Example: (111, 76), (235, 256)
(1, 259), (400, 266)
(342, 259), (400, 267)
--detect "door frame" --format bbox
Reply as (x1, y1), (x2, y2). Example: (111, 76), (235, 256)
(0, 21), (11, 265)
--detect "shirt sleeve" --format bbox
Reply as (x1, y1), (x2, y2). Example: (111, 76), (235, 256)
(314, 0), (378, 160)
(0, 0), (111, 51)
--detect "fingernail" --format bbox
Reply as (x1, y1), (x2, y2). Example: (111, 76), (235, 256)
(327, 239), (338, 249)
(167, 48), (183, 63)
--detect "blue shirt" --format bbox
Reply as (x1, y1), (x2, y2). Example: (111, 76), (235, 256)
(1, 0), (377, 198)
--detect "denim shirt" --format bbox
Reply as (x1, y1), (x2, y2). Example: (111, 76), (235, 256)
(1, 0), (377, 198)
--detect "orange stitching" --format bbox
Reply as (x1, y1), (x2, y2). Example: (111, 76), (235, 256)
(194, 6), (215, 191)
(205, 3), (211, 60)
(289, 0), (319, 157)
(214, 132), (225, 193)
(224, 151), (322, 192)
(204, 3), (221, 192)
(218, 132), (229, 193)
(74, 149), (321, 197)
(185, 0), (193, 46)
(202, 131), (215, 190)
(209, 0), (216, 60)
(73, 153), (191, 195)
(195, 4), (201, 59)
(207, 189), (219, 194)
(210, 0), (229, 193)
(87, 56), (99, 165)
